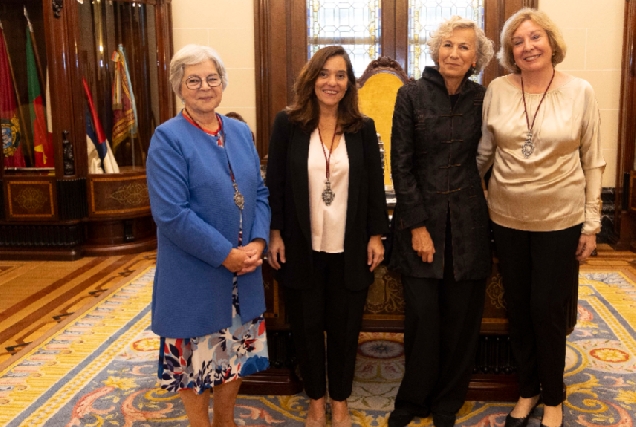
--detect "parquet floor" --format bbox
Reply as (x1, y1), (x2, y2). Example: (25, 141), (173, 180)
(0, 251), (156, 367)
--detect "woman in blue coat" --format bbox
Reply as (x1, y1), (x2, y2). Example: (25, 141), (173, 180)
(147, 44), (270, 427)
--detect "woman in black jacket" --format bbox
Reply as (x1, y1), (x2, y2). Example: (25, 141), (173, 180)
(388, 17), (494, 427)
(266, 46), (389, 427)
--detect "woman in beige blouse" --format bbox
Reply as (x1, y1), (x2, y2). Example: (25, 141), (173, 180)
(477, 8), (605, 427)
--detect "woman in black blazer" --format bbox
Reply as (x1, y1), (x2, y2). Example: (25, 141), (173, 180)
(266, 45), (389, 427)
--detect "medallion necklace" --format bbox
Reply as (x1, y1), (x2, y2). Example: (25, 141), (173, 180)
(520, 67), (555, 158)
(318, 124), (339, 206)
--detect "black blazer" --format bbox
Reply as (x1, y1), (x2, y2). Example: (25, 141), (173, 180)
(266, 110), (389, 291)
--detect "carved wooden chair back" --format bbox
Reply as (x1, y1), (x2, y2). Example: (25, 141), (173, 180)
(356, 57), (411, 188)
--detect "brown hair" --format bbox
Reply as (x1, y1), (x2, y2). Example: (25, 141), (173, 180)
(497, 8), (567, 73)
(225, 111), (246, 122)
(287, 46), (363, 134)
(225, 111), (255, 142)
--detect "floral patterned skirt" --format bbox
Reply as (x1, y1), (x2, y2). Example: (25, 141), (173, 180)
(157, 276), (269, 394)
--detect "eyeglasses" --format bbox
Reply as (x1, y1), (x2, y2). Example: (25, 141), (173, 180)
(184, 75), (222, 90)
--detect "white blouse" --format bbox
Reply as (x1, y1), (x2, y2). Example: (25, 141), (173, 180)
(308, 128), (349, 253)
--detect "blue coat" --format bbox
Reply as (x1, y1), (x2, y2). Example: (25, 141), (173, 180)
(147, 112), (270, 338)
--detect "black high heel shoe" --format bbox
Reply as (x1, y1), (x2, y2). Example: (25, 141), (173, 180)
(504, 396), (542, 427)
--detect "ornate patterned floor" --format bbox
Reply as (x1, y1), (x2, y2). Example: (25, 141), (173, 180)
(0, 245), (635, 426)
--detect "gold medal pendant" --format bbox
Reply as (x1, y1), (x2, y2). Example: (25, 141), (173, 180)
(322, 179), (335, 206)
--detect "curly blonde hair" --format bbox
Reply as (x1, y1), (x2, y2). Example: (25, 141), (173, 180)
(427, 16), (494, 74)
(497, 8), (567, 73)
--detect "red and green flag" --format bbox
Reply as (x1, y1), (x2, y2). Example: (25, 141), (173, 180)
(26, 26), (53, 167)
(0, 24), (26, 167)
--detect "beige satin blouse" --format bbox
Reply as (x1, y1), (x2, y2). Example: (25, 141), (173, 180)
(477, 75), (606, 234)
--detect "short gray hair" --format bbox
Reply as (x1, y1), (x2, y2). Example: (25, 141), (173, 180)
(427, 16), (494, 74)
(169, 44), (228, 99)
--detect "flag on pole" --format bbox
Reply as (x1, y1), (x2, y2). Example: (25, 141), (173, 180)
(111, 44), (138, 152)
(82, 77), (119, 173)
(0, 23), (26, 167)
(26, 26), (53, 167)
(85, 106), (105, 174)
(45, 68), (53, 153)
(24, 7), (45, 99)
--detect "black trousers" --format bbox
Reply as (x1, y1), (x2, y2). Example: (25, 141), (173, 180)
(492, 223), (581, 406)
(284, 251), (369, 401)
(395, 235), (486, 417)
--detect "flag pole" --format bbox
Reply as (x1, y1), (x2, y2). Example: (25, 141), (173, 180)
(24, 7), (45, 99)
(0, 19), (34, 166)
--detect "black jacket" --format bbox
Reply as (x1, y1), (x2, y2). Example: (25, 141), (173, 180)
(266, 111), (390, 291)
(389, 66), (491, 280)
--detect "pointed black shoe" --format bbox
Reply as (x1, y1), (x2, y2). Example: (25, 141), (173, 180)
(432, 412), (456, 427)
(388, 400), (431, 427)
(388, 408), (416, 427)
(504, 397), (542, 427)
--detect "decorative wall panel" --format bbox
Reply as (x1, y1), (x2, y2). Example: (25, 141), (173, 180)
(88, 175), (150, 217)
(6, 179), (55, 219)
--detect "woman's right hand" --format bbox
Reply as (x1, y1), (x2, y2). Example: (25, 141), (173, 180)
(411, 226), (435, 263)
(222, 248), (249, 273)
(267, 230), (286, 270)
